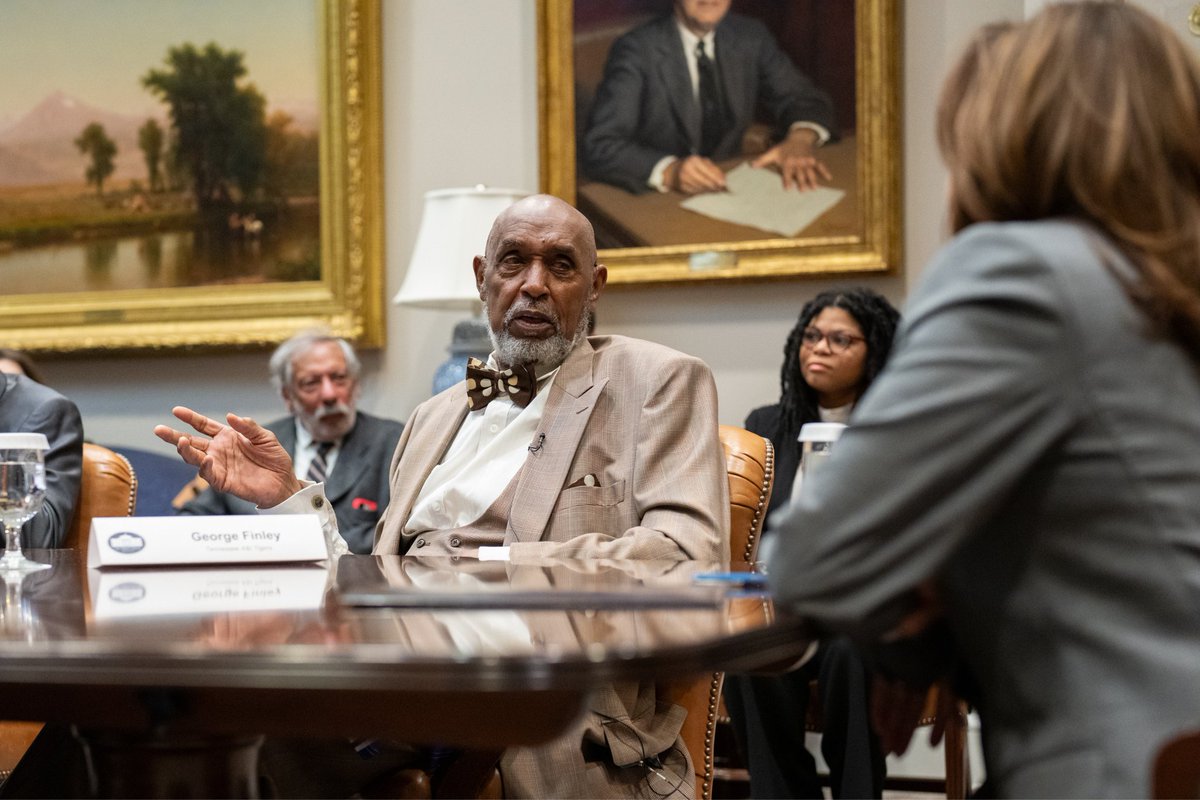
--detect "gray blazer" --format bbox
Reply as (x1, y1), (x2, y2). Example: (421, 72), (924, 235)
(0, 374), (83, 549)
(581, 13), (838, 194)
(771, 219), (1200, 797)
(180, 410), (403, 554)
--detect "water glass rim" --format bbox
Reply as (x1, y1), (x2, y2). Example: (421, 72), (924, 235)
(0, 433), (49, 451)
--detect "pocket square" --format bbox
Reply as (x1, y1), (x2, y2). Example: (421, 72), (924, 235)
(567, 474), (599, 489)
(352, 497), (378, 512)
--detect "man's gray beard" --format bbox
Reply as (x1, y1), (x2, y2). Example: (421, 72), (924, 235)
(298, 403), (357, 442)
(489, 306), (592, 372)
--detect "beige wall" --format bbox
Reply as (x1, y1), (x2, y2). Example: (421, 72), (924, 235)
(40, 0), (1023, 451)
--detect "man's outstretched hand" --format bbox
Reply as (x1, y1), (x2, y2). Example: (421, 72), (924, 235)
(154, 406), (303, 509)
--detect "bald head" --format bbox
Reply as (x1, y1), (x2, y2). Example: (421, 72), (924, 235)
(484, 194), (598, 267)
(473, 195), (607, 370)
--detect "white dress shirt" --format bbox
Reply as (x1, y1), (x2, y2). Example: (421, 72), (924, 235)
(264, 363), (559, 557)
(405, 364), (559, 535)
(291, 420), (342, 480)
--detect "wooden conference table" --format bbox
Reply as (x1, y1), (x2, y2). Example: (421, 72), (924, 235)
(0, 550), (807, 797)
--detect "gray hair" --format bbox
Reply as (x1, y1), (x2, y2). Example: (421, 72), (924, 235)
(268, 331), (361, 394)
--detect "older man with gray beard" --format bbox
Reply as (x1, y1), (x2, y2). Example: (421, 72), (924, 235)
(178, 331), (403, 555)
(158, 195), (728, 797)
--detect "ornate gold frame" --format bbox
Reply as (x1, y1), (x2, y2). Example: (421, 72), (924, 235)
(538, 0), (901, 284)
(0, 0), (384, 353)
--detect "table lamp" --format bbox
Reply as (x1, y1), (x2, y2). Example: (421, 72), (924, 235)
(393, 186), (529, 394)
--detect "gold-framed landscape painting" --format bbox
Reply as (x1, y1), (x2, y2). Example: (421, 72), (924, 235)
(0, 0), (383, 353)
(538, 0), (900, 285)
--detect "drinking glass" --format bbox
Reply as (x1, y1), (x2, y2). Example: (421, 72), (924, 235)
(0, 433), (52, 574)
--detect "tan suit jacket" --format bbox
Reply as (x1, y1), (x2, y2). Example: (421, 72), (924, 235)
(373, 335), (728, 564)
(372, 335), (729, 798)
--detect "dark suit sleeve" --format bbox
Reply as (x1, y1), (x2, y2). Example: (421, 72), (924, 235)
(19, 394), (83, 549)
(177, 484), (237, 516)
(581, 31), (680, 195)
(745, 18), (839, 141)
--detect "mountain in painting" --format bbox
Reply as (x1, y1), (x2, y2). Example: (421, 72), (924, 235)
(0, 91), (154, 187)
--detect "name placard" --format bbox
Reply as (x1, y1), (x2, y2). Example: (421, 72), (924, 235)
(87, 515), (329, 568)
(89, 566), (329, 619)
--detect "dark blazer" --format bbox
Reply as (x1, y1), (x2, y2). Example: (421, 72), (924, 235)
(582, 13), (838, 194)
(772, 219), (1200, 797)
(0, 374), (83, 548)
(744, 403), (800, 519)
(180, 410), (403, 555)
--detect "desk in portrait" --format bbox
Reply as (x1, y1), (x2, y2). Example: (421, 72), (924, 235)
(578, 137), (860, 249)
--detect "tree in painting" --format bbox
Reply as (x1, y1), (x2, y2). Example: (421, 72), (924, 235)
(74, 122), (117, 196)
(138, 118), (166, 193)
(142, 43), (268, 214)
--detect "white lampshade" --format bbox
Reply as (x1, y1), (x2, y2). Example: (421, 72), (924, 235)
(393, 186), (530, 310)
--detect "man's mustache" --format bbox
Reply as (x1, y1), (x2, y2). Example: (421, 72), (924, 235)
(504, 299), (561, 332)
(314, 402), (353, 419)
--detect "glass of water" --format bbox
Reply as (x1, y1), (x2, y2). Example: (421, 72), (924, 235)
(0, 433), (52, 574)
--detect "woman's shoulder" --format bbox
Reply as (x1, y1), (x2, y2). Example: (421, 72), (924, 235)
(744, 403), (783, 436)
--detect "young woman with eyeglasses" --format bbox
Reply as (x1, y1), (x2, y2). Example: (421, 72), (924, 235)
(724, 286), (899, 799)
(752, 287), (900, 516)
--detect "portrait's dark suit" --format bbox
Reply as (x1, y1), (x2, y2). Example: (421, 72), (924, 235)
(180, 411), (403, 555)
(773, 220), (1200, 797)
(581, 13), (838, 194)
(0, 373), (83, 548)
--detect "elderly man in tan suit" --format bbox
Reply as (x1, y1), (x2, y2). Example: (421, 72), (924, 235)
(158, 194), (729, 798)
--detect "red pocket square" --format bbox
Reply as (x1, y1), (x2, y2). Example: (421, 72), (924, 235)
(352, 497), (378, 512)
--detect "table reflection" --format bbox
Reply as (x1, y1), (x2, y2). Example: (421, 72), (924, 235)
(0, 551), (783, 676)
(0, 550), (802, 799)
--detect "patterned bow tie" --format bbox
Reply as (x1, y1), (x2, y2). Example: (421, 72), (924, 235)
(466, 358), (537, 410)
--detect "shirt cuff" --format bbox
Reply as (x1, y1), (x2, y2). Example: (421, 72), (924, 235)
(478, 546), (511, 562)
(648, 156), (678, 192)
(259, 482), (348, 557)
(788, 121), (830, 146)
(259, 481), (325, 514)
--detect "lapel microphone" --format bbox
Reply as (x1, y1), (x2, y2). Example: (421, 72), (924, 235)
(528, 432), (546, 453)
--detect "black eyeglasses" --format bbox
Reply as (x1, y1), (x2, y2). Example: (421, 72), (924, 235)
(800, 327), (864, 353)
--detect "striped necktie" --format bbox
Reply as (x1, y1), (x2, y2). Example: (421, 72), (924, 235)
(306, 441), (334, 484)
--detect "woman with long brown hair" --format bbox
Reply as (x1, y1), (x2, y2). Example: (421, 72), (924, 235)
(771, 3), (1200, 796)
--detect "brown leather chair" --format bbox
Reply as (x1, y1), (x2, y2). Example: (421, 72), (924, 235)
(64, 443), (138, 552)
(0, 443), (137, 783)
(1154, 728), (1200, 799)
(660, 424), (774, 800)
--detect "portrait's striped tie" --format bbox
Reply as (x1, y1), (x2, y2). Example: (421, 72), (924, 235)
(306, 441), (334, 483)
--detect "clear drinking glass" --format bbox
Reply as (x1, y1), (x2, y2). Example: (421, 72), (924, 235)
(791, 422), (847, 498)
(0, 433), (52, 574)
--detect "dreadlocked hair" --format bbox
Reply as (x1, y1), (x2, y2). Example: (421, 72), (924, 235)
(776, 287), (901, 445)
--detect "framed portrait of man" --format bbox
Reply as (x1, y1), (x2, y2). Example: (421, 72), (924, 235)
(539, 0), (900, 285)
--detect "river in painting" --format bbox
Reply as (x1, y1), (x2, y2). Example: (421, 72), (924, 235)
(0, 204), (320, 295)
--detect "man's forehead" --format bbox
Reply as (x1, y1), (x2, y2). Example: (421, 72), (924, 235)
(293, 344), (347, 373)
(491, 218), (590, 256)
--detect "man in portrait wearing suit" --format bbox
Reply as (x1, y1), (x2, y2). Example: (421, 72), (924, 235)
(582, 0), (839, 195)
(178, 332), (403, 555)
(0, 372), (83, 548)
(158, 194), (728, 798)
